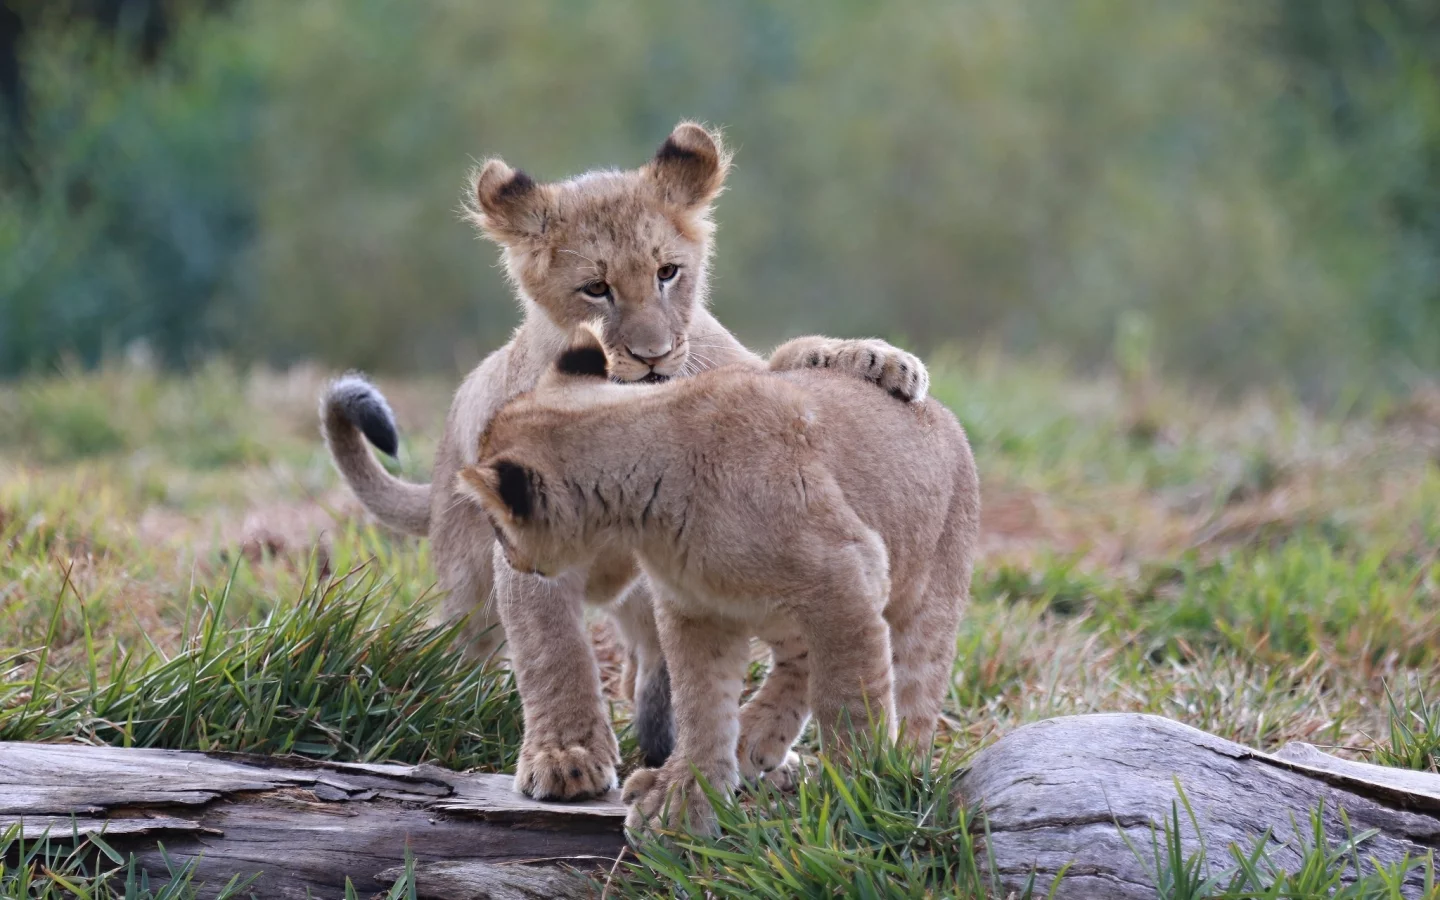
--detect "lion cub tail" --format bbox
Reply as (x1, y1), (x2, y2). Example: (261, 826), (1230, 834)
(320, 374), (432, 537)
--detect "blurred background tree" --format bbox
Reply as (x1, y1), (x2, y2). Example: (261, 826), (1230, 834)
(1, 0), (1436, 401)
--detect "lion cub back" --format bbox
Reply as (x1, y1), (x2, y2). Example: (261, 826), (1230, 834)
(770, 368), (977, 594)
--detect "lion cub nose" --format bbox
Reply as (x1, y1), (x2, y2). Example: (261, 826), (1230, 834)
(627, 342), (674, 366)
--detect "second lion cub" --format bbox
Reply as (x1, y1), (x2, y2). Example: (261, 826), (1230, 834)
(457, 327), (979, 832)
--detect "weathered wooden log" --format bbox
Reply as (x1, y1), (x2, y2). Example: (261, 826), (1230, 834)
(0, 743), (626, 899)
(5, 715), (1439, 899)
(958, 714), (1440, 899)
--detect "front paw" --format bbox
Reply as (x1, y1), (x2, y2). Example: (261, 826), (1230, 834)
(834, 340), (929, 402)
(757, 751), (804, 793)
(622, 762), (733, 836)
(737, 716), (801, 785)
(514, 739), (619, 801)
(770, 337), (930, 403)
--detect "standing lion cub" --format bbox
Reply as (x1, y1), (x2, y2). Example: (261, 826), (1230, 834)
(457, 326), (980, 832)
(320, 122), (933, 802)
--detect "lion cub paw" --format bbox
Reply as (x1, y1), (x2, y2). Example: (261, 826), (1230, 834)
(737, 721), (802, 788)
(514, 740), (619, 801)
(622, 762), (735, 835)
(769, 337), (930, 403)
(751, 751), (805, 793)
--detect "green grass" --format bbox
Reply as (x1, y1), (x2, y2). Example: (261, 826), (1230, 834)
(1, 566), (520, 769)
(1123, 790), (1435, 900)
(1376, 686), (1440, 774)
(602, 741), (1439, 899)
(3, 355), (1440, 896)
(602, 739), (1019, 899)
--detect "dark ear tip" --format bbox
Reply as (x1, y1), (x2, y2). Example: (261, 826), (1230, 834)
(656, 123), (718, 165)
(493, 459), (537, 519)
(556, 345), (609, 378)
(656, 135), (705, 165)
(493, 168), (536, 203)
(475, 159), (538, 213)
(650, 123), (728, 207)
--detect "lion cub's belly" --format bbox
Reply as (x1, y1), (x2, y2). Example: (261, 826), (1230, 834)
(638, 562), (782, 625)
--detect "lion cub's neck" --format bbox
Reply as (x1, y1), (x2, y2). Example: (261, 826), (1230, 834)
(510, 314), (575, 377)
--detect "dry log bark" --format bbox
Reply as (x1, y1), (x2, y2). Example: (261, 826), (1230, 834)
(0, 743), (625, 899)
(957, 714), (1440, 899)
(5, 714), (1439, 899)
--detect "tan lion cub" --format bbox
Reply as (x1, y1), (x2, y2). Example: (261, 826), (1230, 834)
(456, 327), (979, 832)
(321, 121), (932, 801)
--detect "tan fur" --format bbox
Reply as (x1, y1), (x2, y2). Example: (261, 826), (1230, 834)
(321, 122), (936, 801)
(458, 329), (980, 832)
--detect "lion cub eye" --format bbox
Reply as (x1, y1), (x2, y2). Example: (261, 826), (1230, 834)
(580, 280), (611, 299)
(656, 264), (679, 282)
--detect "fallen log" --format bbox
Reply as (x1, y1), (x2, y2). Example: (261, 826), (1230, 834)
(958, 714), (1440, 899)
(4, 714), (1438, 899)
(0, 743), (625, 899)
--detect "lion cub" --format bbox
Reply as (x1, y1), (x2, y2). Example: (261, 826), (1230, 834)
(457, 327), (979, 832)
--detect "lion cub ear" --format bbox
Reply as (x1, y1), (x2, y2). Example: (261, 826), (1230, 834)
(457, 459), (541, 522)
(646, 121), (731, 210)
(553, 322), (612, 380)
(470, 158), (550, 243)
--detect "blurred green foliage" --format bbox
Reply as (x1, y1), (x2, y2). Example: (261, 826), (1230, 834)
(1, 0), (1437, 399)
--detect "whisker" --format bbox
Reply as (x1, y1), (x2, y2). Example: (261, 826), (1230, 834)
(558, 248), (602, 276)
(441, 493), (476, 519)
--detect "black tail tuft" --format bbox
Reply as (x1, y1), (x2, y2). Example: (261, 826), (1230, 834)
(635, 659), (675, 767)
(328, 373), (401, 458)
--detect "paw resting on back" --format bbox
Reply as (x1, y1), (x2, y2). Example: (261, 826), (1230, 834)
(768, 337), (930, 403)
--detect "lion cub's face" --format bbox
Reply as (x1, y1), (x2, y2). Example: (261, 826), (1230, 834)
(467, 122), (731, 383)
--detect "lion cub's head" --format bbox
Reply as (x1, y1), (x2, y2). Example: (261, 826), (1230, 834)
(466, 121), (731, 383)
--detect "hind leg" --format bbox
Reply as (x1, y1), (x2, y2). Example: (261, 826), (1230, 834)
(771, 510), (895, 752)
(887, 580), (964, 749)
(432, 493), (506, 664)
(609, 579), (675, 767)
(890, 460), (978, 749)
(737, 619), (810, 789)
(437, 563), (505, 665)
(623, 603), (749, 834)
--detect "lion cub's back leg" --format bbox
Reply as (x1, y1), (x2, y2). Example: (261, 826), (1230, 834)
(737, 619), (811, 789)
(886, 581), (962, 748)
(783, 518), (896, 752)
(432, 491), (505, 664)
(609, 579), (675, 768)
(887, 481), (977, 748)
